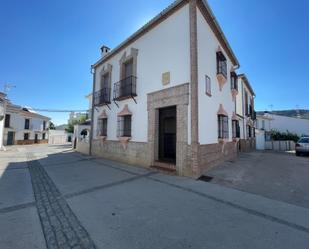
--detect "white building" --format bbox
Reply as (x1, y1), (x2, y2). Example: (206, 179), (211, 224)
(90, 0), (255, 178)
(256, 112), (309, 137)
(235, 74), (256, 151)
(0, 92), (7, 150)
(3, 104), (50, 145)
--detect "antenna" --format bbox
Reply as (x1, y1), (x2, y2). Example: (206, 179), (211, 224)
(4, 83), (16, 93)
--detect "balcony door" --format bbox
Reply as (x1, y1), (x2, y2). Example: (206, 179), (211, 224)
(122, 60), (133, 96)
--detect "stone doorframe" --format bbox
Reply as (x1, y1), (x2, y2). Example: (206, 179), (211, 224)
(147, 83), (190, 176)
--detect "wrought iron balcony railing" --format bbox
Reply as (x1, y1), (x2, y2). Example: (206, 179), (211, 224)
(94, 88), (111, 106)
(113, 76), (137, 101)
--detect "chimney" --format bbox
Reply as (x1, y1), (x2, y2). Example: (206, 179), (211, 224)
(100, 45), (110, 57)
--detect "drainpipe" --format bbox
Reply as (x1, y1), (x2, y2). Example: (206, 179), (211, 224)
(89, 66), (96, 156)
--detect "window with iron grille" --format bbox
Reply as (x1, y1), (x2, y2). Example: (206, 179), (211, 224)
(25, 119), (30, 130)
(205, 75), (211, 96)
(98, 118), (107, 136)
(4, 114), (10, 128)
(218, 115), (229, 139)
(216, 51), (227, 78)
(230, 72), (238, 90)
(232, 120), (240, 138)
(117, 115), (131, 137)
(42, 133), (46, 140)
(247, 125), (252, 138)
(43, 121), (46, 130)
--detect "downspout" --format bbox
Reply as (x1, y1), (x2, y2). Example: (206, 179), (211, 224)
(89, 66), (96, 156)
(189, 0), (200, 176)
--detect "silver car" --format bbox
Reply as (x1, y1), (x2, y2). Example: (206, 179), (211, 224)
(295, 137), (309, 156)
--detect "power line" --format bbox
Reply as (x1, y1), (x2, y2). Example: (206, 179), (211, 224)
(31, 109), (88, 113)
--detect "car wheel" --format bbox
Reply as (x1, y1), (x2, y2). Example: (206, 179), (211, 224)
(296, 152), (301, 156)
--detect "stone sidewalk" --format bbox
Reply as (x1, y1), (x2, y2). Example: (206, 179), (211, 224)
(1, 145), (309, 249)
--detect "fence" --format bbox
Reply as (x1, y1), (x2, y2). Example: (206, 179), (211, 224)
(265, 140), (295, 151)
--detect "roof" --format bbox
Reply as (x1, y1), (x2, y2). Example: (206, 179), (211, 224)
(6, 104), (51, 120)
(238, 74), (255, 96)
(92, 0), (239, 68)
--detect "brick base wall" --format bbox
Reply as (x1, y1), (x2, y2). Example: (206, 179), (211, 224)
(92, 139), (149, 167)
(239, 138), (256, 152)
(16, 139), (48, 145)
(198, 141), (238, 174)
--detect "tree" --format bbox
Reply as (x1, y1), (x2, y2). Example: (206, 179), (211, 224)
(49, 121), (56, 130)
(65, 115), (87, 133)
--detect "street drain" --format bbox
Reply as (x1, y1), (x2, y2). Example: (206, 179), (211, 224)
(198, 175), (214, 182)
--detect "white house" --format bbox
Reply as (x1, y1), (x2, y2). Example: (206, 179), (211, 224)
(3, 103), (50, 145)
(256, 112), (309, 137)
(235, 74), (256, 151)
(0, 92), (7, 150)
(89, 0), (256, 178)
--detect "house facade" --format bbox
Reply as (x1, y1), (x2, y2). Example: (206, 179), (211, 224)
(0, 92), (7, 150)
(90, 0), (255, 177)
(235, 74), (256, 152)
(3, 104), (50, 145)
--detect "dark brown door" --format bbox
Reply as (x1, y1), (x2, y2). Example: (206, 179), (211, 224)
(159, 106), (176, 163)
(34, 134), (38, 143)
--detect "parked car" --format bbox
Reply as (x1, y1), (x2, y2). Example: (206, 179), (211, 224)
(295, 137), (309, 156)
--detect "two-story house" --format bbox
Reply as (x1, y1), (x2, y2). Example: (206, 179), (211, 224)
(90, 0), (255, 178)
(235, 74), (256, 151)
(3, 103), (50, 145)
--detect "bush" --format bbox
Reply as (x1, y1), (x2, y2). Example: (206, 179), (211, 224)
(269, 130), (300, 142)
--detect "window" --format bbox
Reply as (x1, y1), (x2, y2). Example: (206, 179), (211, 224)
(4, 114), (10, 128)
(25, 119), (30, 130)
(98, 118), (107, 136)
(205, 75), (211, 96)
(247, 125), (252, 138)
(232, 120), (240, 138)
(230, 72), (238, 90)
(24, 133), (29, 140)
(42, 133), (46, 140)
(101, 73), (110, 89)
(43, 121), (46, 130)
(252, 127), (256, 138)
(117, 115), (132, 137)
(262, 120), (265, 130)
(216, 51), (227, 78)
(244, 91), (249, 116)
(218, 115), (229, 139)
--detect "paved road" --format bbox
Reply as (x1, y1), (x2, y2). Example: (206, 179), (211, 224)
(1, 145), (309, 249)
(207, 151), (309, 209)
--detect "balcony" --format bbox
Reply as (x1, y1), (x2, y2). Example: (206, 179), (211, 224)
(216, 51), (227, 90)
(113, 76), (137, 101)
(94, 88), (111, 106)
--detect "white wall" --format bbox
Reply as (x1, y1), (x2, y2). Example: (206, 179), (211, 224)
(197, 8), (236, 145)
(0, 101), (5, 149)
(93, 4), (190, 143)
(261, 114), (309, 136)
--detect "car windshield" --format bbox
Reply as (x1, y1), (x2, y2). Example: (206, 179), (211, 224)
(299, 138), (309, 143)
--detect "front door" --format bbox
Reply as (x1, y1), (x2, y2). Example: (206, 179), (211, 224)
(7, 132), (14, 145)
(34, 134), (38, 143)
(159, 106), (176, 163)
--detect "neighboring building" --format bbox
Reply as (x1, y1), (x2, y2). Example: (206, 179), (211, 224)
(235, 74), (256, 152)
(90, 0), (255, 177)
(256, 112), (309, 137)
(0, 92), (7, 150)
(3, 104), (50, 145)
(49, 130), (72, 145)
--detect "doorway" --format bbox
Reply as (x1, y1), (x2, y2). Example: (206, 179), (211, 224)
(34, 134), (38, 143)
(158, 106), (176, 163)
(7, 132), (14, 145)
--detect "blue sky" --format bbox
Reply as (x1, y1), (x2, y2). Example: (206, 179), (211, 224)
(0, 0), (308, 125)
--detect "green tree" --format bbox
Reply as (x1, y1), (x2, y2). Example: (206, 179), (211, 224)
(65, 115), (87, 133)
(48, 121), (56, 130)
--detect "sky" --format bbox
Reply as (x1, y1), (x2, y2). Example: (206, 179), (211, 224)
(0, 0), (308, 125)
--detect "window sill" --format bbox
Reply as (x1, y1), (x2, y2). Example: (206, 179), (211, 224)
(206, 92), (212, 97)
(119, 136), (131, 150)
(232, 137), (240, 142)
(216, 73), (227, 91)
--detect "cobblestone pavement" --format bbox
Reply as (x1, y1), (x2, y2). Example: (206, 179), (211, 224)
(27, 152), (97, 249)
